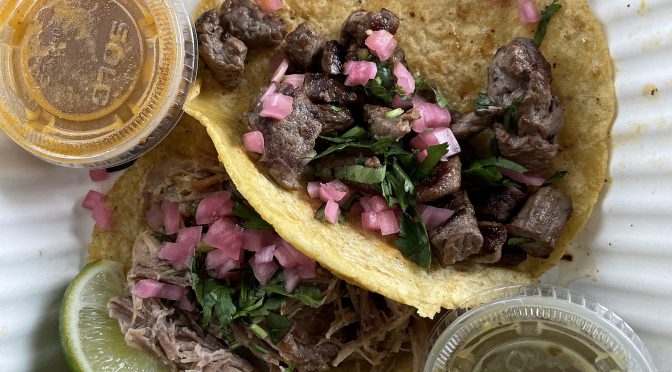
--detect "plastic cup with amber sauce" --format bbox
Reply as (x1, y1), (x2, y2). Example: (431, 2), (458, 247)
(424, 284), (657, 372)
(0, 0), (196, 167)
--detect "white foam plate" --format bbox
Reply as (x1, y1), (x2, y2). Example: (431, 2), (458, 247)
(1, 0), (670, 370)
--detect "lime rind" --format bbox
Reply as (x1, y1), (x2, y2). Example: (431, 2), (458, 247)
(60, 260), (167, 372)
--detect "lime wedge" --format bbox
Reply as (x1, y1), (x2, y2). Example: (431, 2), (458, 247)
(60, 260), (167, 372)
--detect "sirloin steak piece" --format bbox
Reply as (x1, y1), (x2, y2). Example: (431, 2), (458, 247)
(284, 23), (325, 70)
(507, 186), (572, 258)
(219, 0), (286, 48)
(416, 156), (462, 203)
(429, 192), (484, 267)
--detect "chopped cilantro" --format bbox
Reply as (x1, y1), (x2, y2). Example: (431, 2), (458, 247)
(474, 92), (524, 132)
(233, 202), (273, 230)
(503, 95), (524, 132)
(249, 323), (269, 339)
(382, 159), (415, 211)
(463, 157), (527, 188)
(329, 105), (342, 112)
(415, 76), (457, 111)
(395, 207), (431, 269)
(364, 62), (396, 104)
(474, 92), (501, 117)
(265, 313), (293, 343)
(507, 237), (534, 247)
(334, 164), (386, 184)
(535, 0), (562, 47)
(544, 170), (568, 185)
(414, 144), (449, 181)
(386, 108), (404, 118)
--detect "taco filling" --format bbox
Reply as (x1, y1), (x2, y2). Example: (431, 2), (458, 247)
(201, 3), (573, 269)
(106, 158), (421, 371)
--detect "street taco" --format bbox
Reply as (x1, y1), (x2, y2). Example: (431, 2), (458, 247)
(185, 0), (614, 318)
(88, 118), (422, 371)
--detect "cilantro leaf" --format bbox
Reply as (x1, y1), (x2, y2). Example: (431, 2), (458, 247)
(535, 0), (562, 47)
(383, 159), (415, 211)
(320, 126), (367, 143)
(507, 237), (534, 246)
(264, 281), (325, 308)
(474, 92), (503, 117)
(503, 95), (524, 132)
(233, 202), (273, 230)
(415, 76), (457, 111)
(414, 144), (449, 180)
(364, 62), (396, 104)
(265, 313), (293, 343)
(195, 277), (236, 327)
(334, 164), (386, 184)
(463, 157), (527, 188)
(544, 170), (568, 185)
(395, 207), (431, 269)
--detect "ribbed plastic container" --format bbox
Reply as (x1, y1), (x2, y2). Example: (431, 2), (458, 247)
(424, 284), (657, 372)
(0, 0), (197, 168)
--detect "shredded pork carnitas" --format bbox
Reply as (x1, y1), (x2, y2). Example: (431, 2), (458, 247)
(108, 160), (425, 371)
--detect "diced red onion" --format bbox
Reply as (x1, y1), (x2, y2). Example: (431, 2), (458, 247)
(257, 0), (283, 13)
(275, 240), (314, 269)
(283, 74), (305, 89)
(307, 181), (321, 199)
(364, 30), (398, 61)
(284, 268), (301, 292)
(318, 181), (349, 203)
(243, 229), (278, 252)
(82, 190), (105, 211)
(343, 61), (377, 86)
(324, 200), (340, 224)
(158, 226), (203, 269)
(417, 149), (428, 163)
(393, 62), (415, 94)
(195, 192), (234, 226)
(203, 219), (243, 259)
(88, 169), (108, 182)
(518, 0), (541, 24)
(392, 94), (413, 109)
(260, 93), (294, 120)
(161, 201), (181, 235)
(412, 102), (452, 132)
(207, 253), (242, 279)
(255, 245), (277, 263)
(498, 167), (545, 186)
(360, 195), (388, 212)
(361, 211), (379, 231)
(270, 57), (289, 83)
(378, 210), (400, 235)
(250, 259), (278, 285)
(134, 279), (186, 301)
(293, 263), (316, 279)
(145, 204), (163, 231)
(179, 296), (196, 312)
(410, 128), (461, 159)
(243, 131), (265, 154)
(92, 202), (114, 231)
(261, 83), (277, 101)
(417, 204), (455, 230)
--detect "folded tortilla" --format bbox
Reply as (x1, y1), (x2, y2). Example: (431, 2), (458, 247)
(187, 0), (612, 318)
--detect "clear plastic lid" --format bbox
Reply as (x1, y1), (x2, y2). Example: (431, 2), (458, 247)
(0, 0), (196, 167)
(424, 284), (657, 372)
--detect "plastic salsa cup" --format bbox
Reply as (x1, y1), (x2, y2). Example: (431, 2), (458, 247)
(424, 284), (657, 372)
(0, 0), (196, 167)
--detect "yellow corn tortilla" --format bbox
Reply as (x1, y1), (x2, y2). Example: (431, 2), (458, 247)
(86, 117), (415, 371)
(185, 0), (615, 318)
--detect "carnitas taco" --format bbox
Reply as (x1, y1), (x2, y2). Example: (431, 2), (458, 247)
(185, 0), (615, 317)
(88, 118), (424, 371)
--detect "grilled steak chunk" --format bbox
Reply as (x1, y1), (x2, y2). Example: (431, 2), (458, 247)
(303, 73), (357, 105)
(471, 222), (507, 263)
(312, 104), (355, 136)
(220, 0), (286, 48)
(507, 186), (572, 258)
(471, 186), (527, 222)
(321, 40), (345, 75)
(499, 244), (528, 266)
(364, 105), (418, 141)
(416, 157), (462, 202)
(494, 125), (559, 172)
(285, 23), (325, 70)
(488, 38), (564, 171)
(429, 193), (484, 267)
(195, 10), (248, 89)
(450, 111), (499, 141)
(245, 83), (322, 189)
(340, 8), (400, 46)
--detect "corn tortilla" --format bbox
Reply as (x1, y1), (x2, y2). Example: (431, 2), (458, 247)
(184, 0), (614, 318)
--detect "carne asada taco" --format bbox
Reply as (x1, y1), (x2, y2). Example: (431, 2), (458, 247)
(185, 0), (615, 317)
(87, 118), (423, 371)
